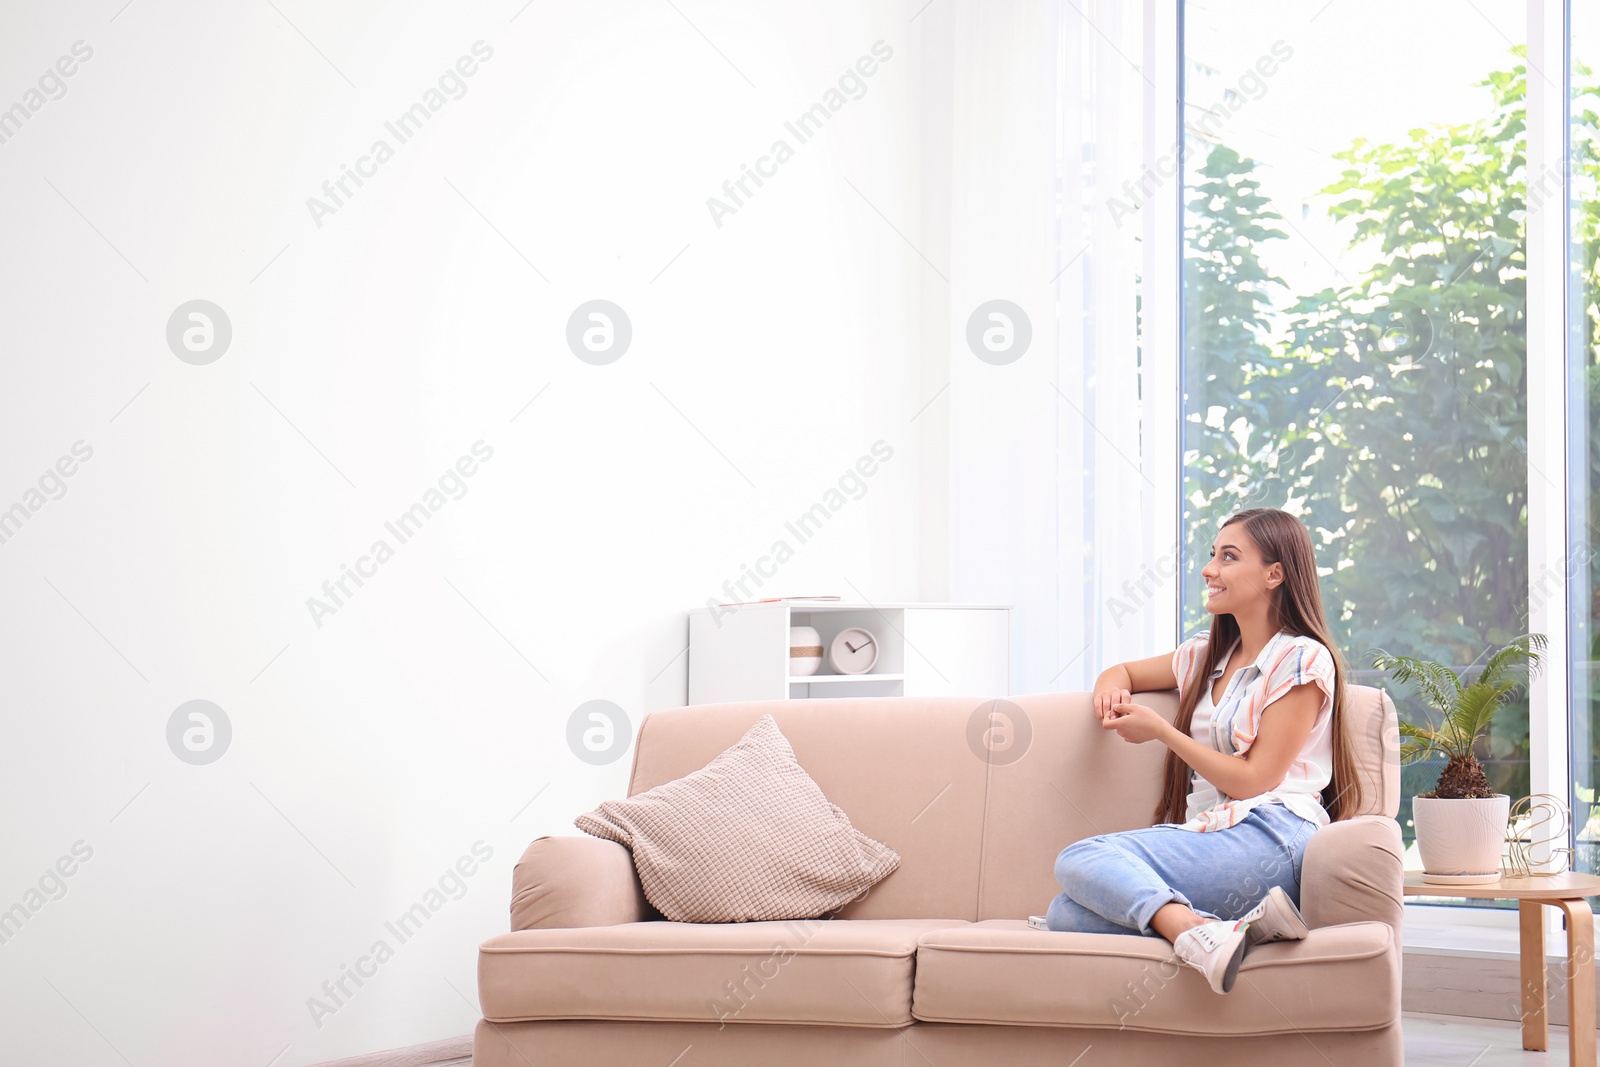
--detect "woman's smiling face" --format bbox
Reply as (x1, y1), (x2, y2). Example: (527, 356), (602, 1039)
(1200, 521), (1282, 615)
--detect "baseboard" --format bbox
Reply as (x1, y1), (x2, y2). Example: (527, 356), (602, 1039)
(304, 1034), (471, 1067)
(1404, 948), (1596, 1025)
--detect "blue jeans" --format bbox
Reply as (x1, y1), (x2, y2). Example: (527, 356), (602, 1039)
(1046, 801), (1316, 936)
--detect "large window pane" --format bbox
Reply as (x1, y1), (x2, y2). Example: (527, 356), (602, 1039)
(1180, 1), (1529, 895)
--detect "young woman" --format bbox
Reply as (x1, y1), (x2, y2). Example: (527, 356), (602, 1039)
(1036, 507), (1365, 995)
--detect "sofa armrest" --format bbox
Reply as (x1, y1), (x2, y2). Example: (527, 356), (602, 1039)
(1301, 814), (1404, 931)
(509, 835), (654, 931)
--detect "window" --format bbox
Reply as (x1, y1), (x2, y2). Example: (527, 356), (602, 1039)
(1179, 1), (1530, 898)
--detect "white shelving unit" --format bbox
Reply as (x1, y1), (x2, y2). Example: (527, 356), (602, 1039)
(687, 601), (1012, 704)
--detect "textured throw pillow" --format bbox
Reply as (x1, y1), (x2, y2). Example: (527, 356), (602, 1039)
(574, 715), (900, 923)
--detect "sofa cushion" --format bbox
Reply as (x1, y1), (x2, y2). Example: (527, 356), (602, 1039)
(479, 918), (970, 1027)
(576, 715), (900, 923)
(911, 919), (1398, 1034)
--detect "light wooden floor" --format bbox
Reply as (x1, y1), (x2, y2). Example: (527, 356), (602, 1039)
(1403, 1010), (1586, 1064)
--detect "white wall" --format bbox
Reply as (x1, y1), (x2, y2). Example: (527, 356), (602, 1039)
(0, 3), (933, 1064)
(0, 0), (1176, 1062)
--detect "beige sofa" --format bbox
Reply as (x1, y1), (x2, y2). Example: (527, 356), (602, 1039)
(474, 686), (1404, 1066)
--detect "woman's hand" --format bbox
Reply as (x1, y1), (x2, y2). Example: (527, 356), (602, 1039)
(1092, 686), (1132, 721)
(1091, 654), (1181, 721)
(1100, 701), (1171, 745)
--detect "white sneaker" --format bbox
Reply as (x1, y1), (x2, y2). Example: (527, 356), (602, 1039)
(1026, 914), (1049, 931)
(1237, 886), (1309, 945)
(1173, 918), (1251, 994)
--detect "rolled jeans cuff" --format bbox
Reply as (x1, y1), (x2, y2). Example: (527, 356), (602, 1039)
(1131, 885), (1219, 935)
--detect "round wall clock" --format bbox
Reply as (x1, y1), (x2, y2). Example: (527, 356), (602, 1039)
(829, 627), (879, 675)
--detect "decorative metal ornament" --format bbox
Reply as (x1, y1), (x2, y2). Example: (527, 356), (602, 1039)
(1504, 793), (1574, 877)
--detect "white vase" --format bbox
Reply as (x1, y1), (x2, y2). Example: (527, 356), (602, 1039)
(1412, 793), (1511, 883)
(788, 626), (823, 677)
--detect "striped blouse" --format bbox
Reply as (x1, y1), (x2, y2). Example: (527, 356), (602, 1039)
(1168, 630), (1337, 833)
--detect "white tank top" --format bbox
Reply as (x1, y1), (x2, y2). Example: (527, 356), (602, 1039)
(1185, 684), (1224, 821)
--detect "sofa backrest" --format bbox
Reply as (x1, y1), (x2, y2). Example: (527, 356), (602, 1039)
(628, 684), (1399, 922)
(973, 689), (1173, 921)
(629, 697), (995, 921)
(974, 683), (1400, 919)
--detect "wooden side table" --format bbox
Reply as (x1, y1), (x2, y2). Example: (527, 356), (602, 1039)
(1404, 871), (1600, 1066)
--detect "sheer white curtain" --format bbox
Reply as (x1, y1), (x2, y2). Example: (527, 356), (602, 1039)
(917, 0), (1175, 693)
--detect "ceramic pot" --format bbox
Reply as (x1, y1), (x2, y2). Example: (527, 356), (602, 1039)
(1412, 793), (1511, 883)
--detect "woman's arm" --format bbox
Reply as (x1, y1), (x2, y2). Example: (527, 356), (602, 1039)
(1105, 682), (1320, 800)
(1092, 652), (1181, 720)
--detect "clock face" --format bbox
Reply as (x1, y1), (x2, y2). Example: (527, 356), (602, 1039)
(829, 627), (879, 674)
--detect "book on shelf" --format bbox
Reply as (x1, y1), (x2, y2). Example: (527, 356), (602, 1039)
(715, 594), (842, 607)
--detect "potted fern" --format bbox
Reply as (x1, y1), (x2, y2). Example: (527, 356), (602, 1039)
(1370, 633), (1547, 884)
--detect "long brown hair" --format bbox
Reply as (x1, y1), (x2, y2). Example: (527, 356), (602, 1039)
(1154, 508), (1365, 824)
